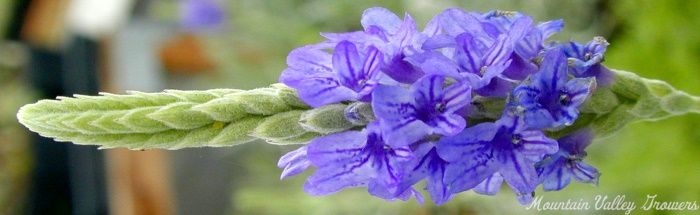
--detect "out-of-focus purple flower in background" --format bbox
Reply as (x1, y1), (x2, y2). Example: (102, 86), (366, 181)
(180, 0), (227, 32)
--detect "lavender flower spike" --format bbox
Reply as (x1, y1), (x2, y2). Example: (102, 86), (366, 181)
(510, 47), (595, 129)
(372, 74), (471, 147)
(437, 117), (558, 204)
(280, 41), (383, 107)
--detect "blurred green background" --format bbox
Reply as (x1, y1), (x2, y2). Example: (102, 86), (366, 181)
(2, 0), (699, 214)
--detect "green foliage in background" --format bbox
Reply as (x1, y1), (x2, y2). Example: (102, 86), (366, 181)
(0, 42), (32, 215)
(593, 0), (700, 209)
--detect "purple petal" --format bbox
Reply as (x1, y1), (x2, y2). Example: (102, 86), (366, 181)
(444, 153), (498, 193)
(413, 52), (461, 77)
(381, 118), (431, 147)
(541, 158), (572, 191)
(564, 77), (595, 107)
(304, 165), (373, 195)
(454, 32), (484, 73)
(333, 41), (364, 88)
(433, 114), (466, 136)
(384, 52), (424, 84)
(361, 7), (402, 33)
(558, 128), (594, 154)
(422, 35), (456, 50)
(422, 15), (441, 37)
(424, 155), (451, 204)
(439, 8), (488, 37)
(538, 47), (568, 92)
(371, 85), (415, 121)
(483, 35), (513, 67)
(290, 74), (357, 107)
(390, 13), (417, 47)
(474, 173), (504, 195)
(506, 15), (534, 44)
(502, 53), (538, 80)
(372, 85), (432, 146)
(304, 131), (375, 195)
(321, 31), (380, 45)
(412, 75), (444, 106)
(589, 64), (615, 87)
(443, 81), (472, 112)
(518, 130), (559, 162)
(538, 19), (564, 39)
(278, 146), (311, 179)
(306, 131), (368, 167)
(499, 151), (539, 204)
(475, 76), (514, 97)
(436, 122), (499, 161)
(284, 46), (332, 73)
(523, 108), (555, 129)
(571, 161), (600, 184)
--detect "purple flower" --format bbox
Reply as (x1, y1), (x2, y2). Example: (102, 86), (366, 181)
(561, 36), (614, 86)
(180, 0), (226, 32)
(417, 9), (535, 97)
(510, 47), (595, 129)
(323, 7), (440, 84)
(372, 74), (471, 147)
(437, 117), (558, 204)
(302, 123), (417, 200)
(398, 143), (451, 205)
(280, 41), (383, 107)
(537, 128), (600, 191)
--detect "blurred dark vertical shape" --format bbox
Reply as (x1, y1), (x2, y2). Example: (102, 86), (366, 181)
(6, 0), (109, 214)
(23, 39), (109, 215)
(62, 35), (108, 215)
(24, 49), (73, 214)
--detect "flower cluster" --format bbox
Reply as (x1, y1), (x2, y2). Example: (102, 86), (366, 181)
(278, 7), (607, 205)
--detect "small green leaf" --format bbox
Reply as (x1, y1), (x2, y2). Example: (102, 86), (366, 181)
(229, 89), (293, 115)
(148, 102), (214, 129)
(580, 88), (619, 114)
(252, 110), (307, 141)
(272, 83), (311, 108)
(209, 117), (264, 147)
(170, 126), (221, 149)
(91, 111), (135, 133)
(610, 69), (648, 101)
(591, 104), (637, 138)
(117, 107), (171, 133)
(660, 92), (695, 115)
(191, 97), (249, 122)
(470, 96), (506, 119)
(66, 111), (109, 134)
(300, 104), (354, 134)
